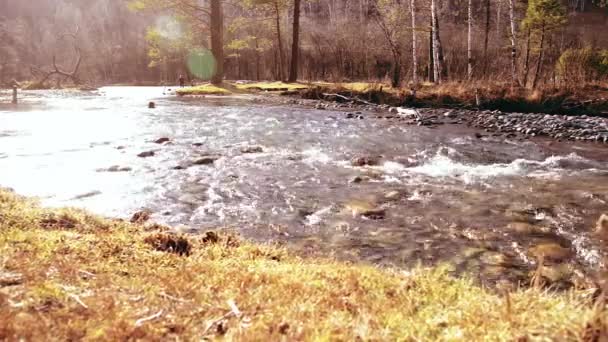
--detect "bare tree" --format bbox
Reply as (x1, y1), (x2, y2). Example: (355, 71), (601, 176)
(410, 0), (419, 85)
(508, 0), (518, 87)
(467, 0), (473, 80)
(288, 0), (301, 82)
(431, 0), (444, 83)
(31, 26), (83, 87)
(210, 0), (224, 85)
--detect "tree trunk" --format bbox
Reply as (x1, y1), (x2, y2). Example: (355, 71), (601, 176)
(467, 0), (473, 80)
(288, 0), (301, 82)
(532, 25), (545, 89)
(428, 16), (435, 82)
(210, 0), (224, 85)
(392, 53), (401, 88)
(431, 0), (444, 83)
(508, 0), (518, 87)
(410, 0), (419, 85)
(274, 2), (285, 81)
(483, 0), (490, 77)
(523, 28), (531, 87)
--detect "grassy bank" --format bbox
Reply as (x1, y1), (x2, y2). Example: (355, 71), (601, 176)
(176, 81), (608, 115)
(1, 189), (606, 340)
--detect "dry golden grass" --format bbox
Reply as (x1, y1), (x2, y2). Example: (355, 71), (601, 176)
(176, 83), (232, 95)
(1, 189), (607, 340)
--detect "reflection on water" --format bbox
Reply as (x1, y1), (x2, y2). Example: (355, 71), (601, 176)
(1, 87), (608, 285)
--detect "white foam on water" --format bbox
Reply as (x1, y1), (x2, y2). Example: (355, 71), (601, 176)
(305, 205), (334, 226)
(407, 151), (597, 184)
(301, 147), (331, 165)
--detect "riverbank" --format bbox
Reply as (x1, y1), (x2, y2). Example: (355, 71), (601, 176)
(0, 188), (606, 340)
(175, 81), (608, 115)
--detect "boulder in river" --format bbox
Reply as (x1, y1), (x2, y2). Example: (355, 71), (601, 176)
(507, 222), (551, 236)
(154, 137), (171, 144)
(241, 146), (264, 154)
(344, 200), (385, 220)
(192, 155), (220, 165)
(137, 151), (155, 158)
(351, 156), (381, 167)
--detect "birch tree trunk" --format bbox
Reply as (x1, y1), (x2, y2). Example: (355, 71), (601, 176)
(410, 0), (418, 85)
(507, 0), (518, 87)
(467, 0), (473, 80)
(483, 0), (490, 77)
(431, 0), (443, 83)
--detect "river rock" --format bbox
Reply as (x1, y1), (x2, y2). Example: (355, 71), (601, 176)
(154, 137), (171, 144)
(192, 155), (220, 165)
(137, 151), (155, 158)
(130, 210), (151, 223)
(383, 190), (402, 201)
(344, 200), (385, 219)
(507, 222), (551, 236)
(98, 165), (132, 172)
(595, 214), (608, 239)
(351, 156), (380, 167)
(529, 243), (572, 262)
(241, 146), (264, 154)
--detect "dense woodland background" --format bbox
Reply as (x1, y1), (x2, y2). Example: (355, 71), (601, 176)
(1, 0), (608, 88)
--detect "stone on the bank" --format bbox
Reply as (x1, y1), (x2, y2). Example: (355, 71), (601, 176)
(595, 214), (608, 239)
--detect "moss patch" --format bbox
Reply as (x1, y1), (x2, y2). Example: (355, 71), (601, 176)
(0, 189), (606, 340)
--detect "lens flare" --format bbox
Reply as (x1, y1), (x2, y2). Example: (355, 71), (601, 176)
(187, 48), (217, 80)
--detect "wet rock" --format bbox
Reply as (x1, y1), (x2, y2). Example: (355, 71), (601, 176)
(383, 190), (402, 201)
(192, 155), (220, 165)
(349, 175), (369, 184)
(529, 243), (572, 262)
(99, 165), (132, 173)
(137, 151), (155, 158)
(131, 210), (152, 223)
(344, 200), (385, 220)
(241, 146), (264, 154)
(148, 101), (156, 109)
(192, 142), (204, 147)
(154, 137), (171, 144)
(71, 191), (102, 200)
(595, 214), (608, 239)
(351, 156), (380, 167)
(507, 222), (551, 236)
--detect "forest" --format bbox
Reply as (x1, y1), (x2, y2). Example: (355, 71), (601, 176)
(1, 0), (608, 89)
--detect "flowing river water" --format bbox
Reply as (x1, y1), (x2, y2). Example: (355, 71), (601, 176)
(1, 87), (608, 286)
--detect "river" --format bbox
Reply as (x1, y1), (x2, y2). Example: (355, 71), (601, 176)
(1, 86), (607, 286)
